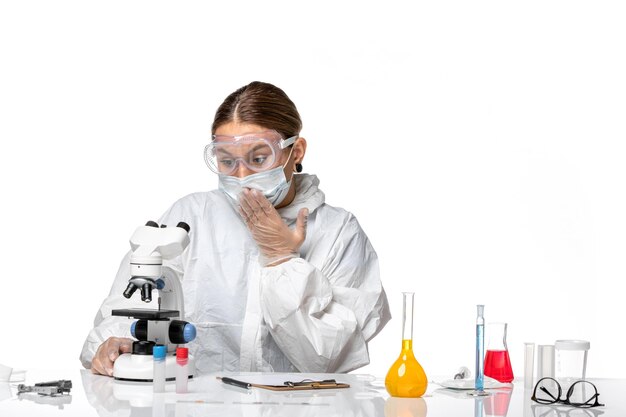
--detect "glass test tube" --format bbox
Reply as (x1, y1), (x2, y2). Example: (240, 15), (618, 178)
(153, 345), (166, 393)
(475, 305), (485, 392)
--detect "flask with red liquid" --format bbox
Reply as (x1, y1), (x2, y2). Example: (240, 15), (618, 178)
(484, 322), (514, 383)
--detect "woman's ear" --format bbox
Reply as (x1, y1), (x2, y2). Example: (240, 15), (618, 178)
(293, 137), (307, 173)
(294, 137), (307, 164)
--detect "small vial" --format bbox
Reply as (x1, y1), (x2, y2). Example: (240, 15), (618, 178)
(153, 345), (166, 393)
(175, 347), (189, 394)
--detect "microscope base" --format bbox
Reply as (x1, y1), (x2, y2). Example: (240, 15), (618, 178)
(113, 353), (195, 382)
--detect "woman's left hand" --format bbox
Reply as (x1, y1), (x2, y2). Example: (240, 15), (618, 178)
(239, 188), (309, 266)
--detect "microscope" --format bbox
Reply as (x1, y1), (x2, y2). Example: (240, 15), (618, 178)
(111, 220), (196, 382)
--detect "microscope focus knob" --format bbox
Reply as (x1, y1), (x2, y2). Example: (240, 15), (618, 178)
(130, 320), (147, 341)
(183, 323), (196, 343)
(169, 320), (197, 344)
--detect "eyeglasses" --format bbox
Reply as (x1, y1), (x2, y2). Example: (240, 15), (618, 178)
(531, 377), (604, 409)
(204, 130), (297, 175)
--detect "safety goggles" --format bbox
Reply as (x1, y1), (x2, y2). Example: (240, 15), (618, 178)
(531, 378), (604, 409)
(204, 130), (297, 175)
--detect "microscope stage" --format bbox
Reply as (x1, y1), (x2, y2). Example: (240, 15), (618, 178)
(111, 308), (180, 319)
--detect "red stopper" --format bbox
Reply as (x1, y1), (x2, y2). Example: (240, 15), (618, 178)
(176, 347), (189, 360)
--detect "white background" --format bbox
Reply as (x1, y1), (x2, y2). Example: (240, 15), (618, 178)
(1, 1), (624, 380)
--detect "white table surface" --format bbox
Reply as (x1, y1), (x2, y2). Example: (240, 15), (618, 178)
(1, 369), (623, 416)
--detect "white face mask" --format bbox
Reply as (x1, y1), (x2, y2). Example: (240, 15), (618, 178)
(218, 165), (293, 207)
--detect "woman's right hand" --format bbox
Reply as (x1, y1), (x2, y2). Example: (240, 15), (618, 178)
(91, 337), (133, 376)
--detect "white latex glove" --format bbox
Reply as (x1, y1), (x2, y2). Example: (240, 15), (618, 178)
(91, 337), (133, 376)
(238, 188), (308, 266)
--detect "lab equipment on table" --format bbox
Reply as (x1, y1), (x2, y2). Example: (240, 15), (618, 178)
(153, 345), (166, 393)
(469, 305), (489, 396)
(434, 376), (512, 390)
(216, 376), (350, 391)
(555, 340), (590, 390)
(454, 366), (471, 380)
(484, 322), (514, 383)
(111, 221), (197, 382)
(537, 345), (555, 379)
(17, 380), (72, 396)
(385, 292), (428, 397)
(524, 342), (535, 389)
(0, 364), (11, 382)
(1, 365), (26, 384)
(175, 347), (189, 394)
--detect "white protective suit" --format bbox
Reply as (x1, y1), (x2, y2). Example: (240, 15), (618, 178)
(80, 174), (390, 373)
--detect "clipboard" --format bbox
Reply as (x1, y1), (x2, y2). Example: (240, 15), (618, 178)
(217, 376), (350, 391)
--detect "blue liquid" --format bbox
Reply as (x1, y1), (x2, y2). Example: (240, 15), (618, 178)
(475, 323), (484, 391)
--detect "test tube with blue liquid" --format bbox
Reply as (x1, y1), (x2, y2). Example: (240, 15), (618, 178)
(476, 304), (485, 390)
(470, 304), (489, 397)
(153, 345), (166, 393)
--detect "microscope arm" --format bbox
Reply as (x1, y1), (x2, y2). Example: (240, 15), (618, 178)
(124, 221), (190, 304)
(157, 266), (186, 319)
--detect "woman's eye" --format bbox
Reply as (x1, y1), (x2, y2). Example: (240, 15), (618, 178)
(219, 159), (234, 167)
(252, 156), (268, 165)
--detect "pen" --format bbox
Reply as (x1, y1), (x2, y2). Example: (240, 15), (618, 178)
(217, 376), (251, 389)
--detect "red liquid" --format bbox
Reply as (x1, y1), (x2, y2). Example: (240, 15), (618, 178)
(484, 350), (514, 383)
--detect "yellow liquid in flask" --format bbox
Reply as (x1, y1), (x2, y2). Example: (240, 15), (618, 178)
(385, 340), (428, 397)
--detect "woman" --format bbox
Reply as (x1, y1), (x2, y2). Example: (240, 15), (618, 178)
(81, 81), (390, 375)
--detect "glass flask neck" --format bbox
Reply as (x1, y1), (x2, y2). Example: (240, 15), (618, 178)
(402, 292), (415, 342)
(487, 322), (509, 350)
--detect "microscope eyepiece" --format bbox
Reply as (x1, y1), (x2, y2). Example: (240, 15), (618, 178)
(123, 282), (138, 299)
(176, 222), (190, 233)
(140, 282), (153, 302)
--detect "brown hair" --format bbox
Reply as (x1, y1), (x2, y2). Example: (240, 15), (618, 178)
(211, 81), (302, 139)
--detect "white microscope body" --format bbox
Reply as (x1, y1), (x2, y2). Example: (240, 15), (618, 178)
(112, 221), (196, 382)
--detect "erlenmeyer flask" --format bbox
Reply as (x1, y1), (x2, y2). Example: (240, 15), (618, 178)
(484, 322), (514, 383)
(385, 292), (428, 397)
